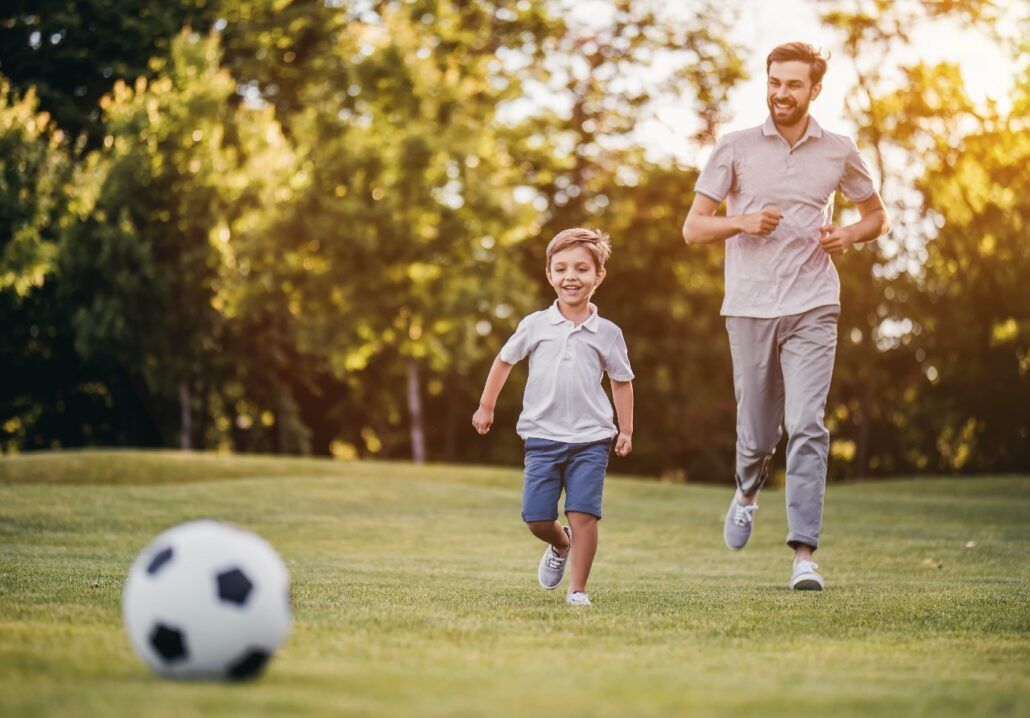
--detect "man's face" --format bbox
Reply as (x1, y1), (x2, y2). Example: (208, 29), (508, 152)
(766, 60), (821, 127)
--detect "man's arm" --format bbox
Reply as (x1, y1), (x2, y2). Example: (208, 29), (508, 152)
(682, 194), (783, 245)
(818, 192), (891, 255)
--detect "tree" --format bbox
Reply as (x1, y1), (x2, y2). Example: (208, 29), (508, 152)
(60, 30), (292, 450)
(0, 0), (218, 147)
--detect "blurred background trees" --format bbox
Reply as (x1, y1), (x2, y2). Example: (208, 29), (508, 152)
(0, 0), (1025, 477)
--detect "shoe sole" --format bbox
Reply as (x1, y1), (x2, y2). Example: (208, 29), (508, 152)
(791, 578), (824, 591)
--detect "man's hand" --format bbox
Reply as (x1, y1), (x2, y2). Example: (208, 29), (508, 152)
(737, 205), (783, 236)
(614, 432), (633, 457)
(818, 225), (857, 255)
(472, 407), (494, 435)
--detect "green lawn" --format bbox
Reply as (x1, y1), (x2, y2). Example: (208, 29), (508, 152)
(1, 451), (1027, 717)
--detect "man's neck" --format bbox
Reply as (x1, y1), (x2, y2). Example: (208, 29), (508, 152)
(775, 114), (810, 147)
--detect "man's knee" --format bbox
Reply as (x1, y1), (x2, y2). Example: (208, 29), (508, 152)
(785, 411), (827, 442)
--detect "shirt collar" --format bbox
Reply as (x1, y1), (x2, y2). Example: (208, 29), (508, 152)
(547, 300), (600, 332)
(762, 114), (823, 142)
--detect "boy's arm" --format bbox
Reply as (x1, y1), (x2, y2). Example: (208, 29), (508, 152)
(472, 356), (514, 434)
(610, 379), (634, 457)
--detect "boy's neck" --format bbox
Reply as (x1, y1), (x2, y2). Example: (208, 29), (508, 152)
(557, 300), (593, 325)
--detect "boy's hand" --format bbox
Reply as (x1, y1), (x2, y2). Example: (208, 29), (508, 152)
(472, 407), (494, 435)
(614, 432), (633, 457)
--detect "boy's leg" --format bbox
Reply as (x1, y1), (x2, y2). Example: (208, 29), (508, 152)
(526, 520), (570, 553)
(566, 511), (598, 594)
(563, 440), (610, 595)
(523, 439), (572, 593)
(522, 438), (566, 548)
(779, 305), (839, 553)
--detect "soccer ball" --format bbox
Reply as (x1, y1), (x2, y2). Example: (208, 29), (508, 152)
(122, 520), (292, 680)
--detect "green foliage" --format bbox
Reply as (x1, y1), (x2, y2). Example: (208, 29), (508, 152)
(0, 0), (1024, 477)
(0, 82), (67, 297)
(0, 0), (219, 146)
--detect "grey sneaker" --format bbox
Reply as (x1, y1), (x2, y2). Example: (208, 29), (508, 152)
(724, 496), (758, 550)
(790, 560), (825, 591)
(565, 591), (591, 606)
(538, 526), (572, 590)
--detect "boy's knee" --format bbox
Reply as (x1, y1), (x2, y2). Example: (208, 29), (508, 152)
(524, 519), (555, 536)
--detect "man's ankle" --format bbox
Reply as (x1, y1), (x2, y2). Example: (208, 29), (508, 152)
(736, 490), (758, 506)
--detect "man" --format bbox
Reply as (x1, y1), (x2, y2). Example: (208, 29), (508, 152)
(682, 42), (890, 590)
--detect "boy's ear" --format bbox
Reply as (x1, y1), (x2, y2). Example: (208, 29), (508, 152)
(595, 266), (607, 285)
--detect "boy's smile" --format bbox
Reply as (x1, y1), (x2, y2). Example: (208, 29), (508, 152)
(547, 245), (605, 314)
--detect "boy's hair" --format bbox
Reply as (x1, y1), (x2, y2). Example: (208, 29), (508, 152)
(545, 228), (611, 272)
(766, 42), (830, 85)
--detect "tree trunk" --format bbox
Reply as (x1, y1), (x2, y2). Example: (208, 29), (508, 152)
(178, 379), (192, 451)
(406, 356), (427, 464)
(443, 371), (458, 462)
(857, 384), (870, 478)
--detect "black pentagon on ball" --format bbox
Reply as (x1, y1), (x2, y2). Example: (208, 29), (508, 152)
(216, 567), (253, 606)
(146, 546), (174, 575)
(226, 649), (270, 680)
(150, 623), (188, 662)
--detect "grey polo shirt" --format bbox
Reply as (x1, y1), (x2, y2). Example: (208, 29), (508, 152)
(695, 115), (876, 318)
(499, 301), (634, 443)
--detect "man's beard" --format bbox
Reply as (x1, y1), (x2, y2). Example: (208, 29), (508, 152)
(767, 95), (810, 127)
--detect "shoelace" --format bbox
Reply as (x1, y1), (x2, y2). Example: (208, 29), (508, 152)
(795, 560), (819, 574)
(545, 548), (567, 570)
(731, 503), (758, 527)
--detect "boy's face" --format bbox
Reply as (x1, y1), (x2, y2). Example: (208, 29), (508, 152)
(546, 244), (605, 309)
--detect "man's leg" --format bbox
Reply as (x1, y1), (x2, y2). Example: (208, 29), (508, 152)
(724, 316), (785, 549)
(727, 316), (786, 497)
(779, 305), (839, 556)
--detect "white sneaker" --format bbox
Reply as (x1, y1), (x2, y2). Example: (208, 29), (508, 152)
(537, 526), (572, 590)
(565, 591), (591, 606)
(790, 560), (825, 591)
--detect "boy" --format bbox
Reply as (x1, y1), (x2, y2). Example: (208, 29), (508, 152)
(472, 227), (634, 606)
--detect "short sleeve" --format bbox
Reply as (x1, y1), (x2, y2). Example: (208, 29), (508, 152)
(603, 328), (634, 382)
(838, 139), (876, 203)
(498, 316), (533, 364)
(694, 136), (735, 204)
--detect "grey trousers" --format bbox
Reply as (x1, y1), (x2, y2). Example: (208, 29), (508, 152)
(725, 304), (840, 549)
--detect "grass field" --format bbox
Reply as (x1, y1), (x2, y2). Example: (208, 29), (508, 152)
(1, 450), (1027, 717)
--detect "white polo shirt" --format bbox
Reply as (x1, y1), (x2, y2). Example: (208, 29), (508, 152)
(695, 115), (877, 318)
(499, 301), (634, 443)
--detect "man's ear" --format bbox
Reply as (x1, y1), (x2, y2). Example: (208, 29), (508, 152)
(811, 82), (822, 102)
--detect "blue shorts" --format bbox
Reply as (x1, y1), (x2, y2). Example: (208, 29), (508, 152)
(521, 437), (612, 522)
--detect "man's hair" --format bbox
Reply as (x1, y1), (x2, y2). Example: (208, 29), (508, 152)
(766, 42), (830, 85)
(546, 228), (612, 271)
